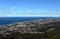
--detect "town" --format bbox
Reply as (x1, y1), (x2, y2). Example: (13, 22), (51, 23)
(0, 18), (60, 39)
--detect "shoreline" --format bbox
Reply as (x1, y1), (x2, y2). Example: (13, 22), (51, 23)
(0, 18), (60, 39)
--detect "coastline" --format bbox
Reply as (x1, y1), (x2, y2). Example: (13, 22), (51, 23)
(0, 18), (60, 39)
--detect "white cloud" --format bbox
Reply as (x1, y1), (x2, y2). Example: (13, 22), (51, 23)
(0, 7), (60, 17)
(11, 6), (16, 10)
(21, 10), (33, 15)
(5, 11), (9, 14)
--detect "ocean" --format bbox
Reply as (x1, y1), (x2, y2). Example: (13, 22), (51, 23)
(0, 17), (57, 25)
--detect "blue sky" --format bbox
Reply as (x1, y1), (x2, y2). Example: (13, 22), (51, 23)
(0, 0), (60, 17)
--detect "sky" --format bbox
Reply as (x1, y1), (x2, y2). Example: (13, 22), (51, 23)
(0, 0), (60, 17)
